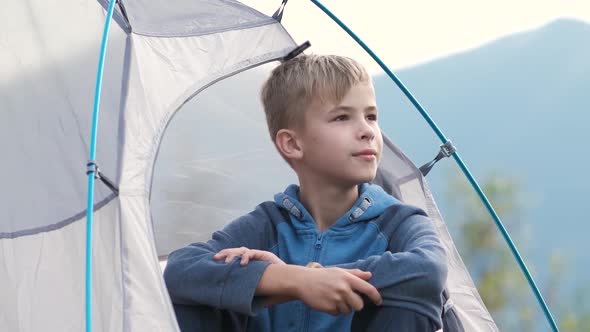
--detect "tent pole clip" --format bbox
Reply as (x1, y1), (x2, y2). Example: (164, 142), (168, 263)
(419, 140), (457, 177)
(440, 140), (456, 157)
(86, 160), (119, 195)
(272, 0), (289, 22)
(116, 0), (131, 28)
(282, 41), (311, 62)
(87, 160), (98, 177)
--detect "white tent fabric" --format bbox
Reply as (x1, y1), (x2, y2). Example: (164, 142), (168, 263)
(1, 0), (497, 331)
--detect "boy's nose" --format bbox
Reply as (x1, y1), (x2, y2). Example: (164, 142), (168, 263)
(359, 121), (376, 141)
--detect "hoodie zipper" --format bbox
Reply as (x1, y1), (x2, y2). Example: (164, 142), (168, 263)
(314, 233), (323, 256)
(304, 233), (324, 332)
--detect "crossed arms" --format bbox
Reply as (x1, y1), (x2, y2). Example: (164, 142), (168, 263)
(213, 247), (382, 315)
(163, 203), (447, 321)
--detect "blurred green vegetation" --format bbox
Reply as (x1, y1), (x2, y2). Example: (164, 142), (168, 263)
(445, 172), (590, 331)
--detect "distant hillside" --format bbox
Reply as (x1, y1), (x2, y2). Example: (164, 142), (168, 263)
(374, 18), (590, 293)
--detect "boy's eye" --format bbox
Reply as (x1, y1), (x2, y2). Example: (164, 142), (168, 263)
(367, 114), (378, 121)
(334, 115), (348, 121)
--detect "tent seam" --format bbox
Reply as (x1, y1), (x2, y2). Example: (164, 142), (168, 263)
(0, 194), (117, 239)
(118, 198), (129, 332)
(131, 19), (277, 39)
(145, 23), (296, 204)
(146, 52), (288, 202)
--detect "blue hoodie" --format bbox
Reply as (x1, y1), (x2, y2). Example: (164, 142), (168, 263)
(164, 183), (448, 331)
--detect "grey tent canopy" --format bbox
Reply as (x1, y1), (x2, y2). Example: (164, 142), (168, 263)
(0, 0), (497, 330)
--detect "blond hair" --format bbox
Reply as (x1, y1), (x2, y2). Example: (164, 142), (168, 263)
(260, 54), (370, 142)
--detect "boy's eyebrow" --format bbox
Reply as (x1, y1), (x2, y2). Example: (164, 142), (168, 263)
(328, 105), (378, 113)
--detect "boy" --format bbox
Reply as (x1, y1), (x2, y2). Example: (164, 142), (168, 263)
(164, 54), (448, 331)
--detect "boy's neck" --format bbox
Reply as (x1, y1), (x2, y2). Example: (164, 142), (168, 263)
(298, 180), (359, 232)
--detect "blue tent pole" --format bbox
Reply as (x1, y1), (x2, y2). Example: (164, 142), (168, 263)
(310, 1), (559, 331)
(86, 1), (118, 331)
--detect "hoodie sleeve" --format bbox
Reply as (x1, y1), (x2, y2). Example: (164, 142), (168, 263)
(334, 212), (448, 328)
(163, 203), (276, 315)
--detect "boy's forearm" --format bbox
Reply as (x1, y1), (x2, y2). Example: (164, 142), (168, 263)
(255, 264), (304, 304)
(165, 246), (273, 315)
(329, 214), (448, 325)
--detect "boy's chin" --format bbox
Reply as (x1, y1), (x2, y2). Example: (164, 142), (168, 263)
(349, 172), (377, 185)
(323, 170), (378, 187)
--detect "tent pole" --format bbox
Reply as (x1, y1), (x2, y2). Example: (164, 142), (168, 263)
(309, 1), (559, 331)
(86, 1), (118, 332)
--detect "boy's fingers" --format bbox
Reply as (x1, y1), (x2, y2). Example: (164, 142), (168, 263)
(336, 301), (351, 315)
(240, 252), (252, 265)
(326, 307), (340, 316)
(345, 269), (372, 280)
(215, 249), (234, 258)
(248, 250), (266, 262)
(217, 248), (281, 265)
(349, 277), (382, 306)
(213, 250), (226, 258)
(214, 252), (231, 260)
(225, 255), (238, 264)
(215, 247), (250, 261)
(345, 291), (365, 312)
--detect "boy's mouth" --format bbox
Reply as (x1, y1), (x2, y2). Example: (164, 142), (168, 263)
(353, 149), (377, 156)
(353, 149), (378, 161)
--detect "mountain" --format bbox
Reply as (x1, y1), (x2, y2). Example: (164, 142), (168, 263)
(374, 18), (590, 307)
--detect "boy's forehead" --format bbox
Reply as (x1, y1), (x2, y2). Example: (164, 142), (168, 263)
(304, 94), (339, 114)
(311, 81), (375, 106)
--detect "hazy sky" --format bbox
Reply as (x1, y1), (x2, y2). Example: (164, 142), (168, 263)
(243, 0), (590, 73)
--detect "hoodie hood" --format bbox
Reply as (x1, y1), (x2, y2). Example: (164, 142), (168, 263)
(273, 183), (399, 230)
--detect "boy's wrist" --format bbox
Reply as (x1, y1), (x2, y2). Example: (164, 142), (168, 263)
(282, 264), (323, 298)
(257, 264), (307, 299)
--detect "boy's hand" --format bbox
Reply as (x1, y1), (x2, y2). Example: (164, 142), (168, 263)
(295, 267), (382, 315)
(213, 247), (286, 266)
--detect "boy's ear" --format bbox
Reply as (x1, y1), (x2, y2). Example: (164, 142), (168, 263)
(275, 129), (303, 161)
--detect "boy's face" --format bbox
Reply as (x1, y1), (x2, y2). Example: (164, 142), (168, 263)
(297, 81), (383, 186)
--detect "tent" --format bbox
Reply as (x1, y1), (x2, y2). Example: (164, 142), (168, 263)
(1, 0), (498, 330)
